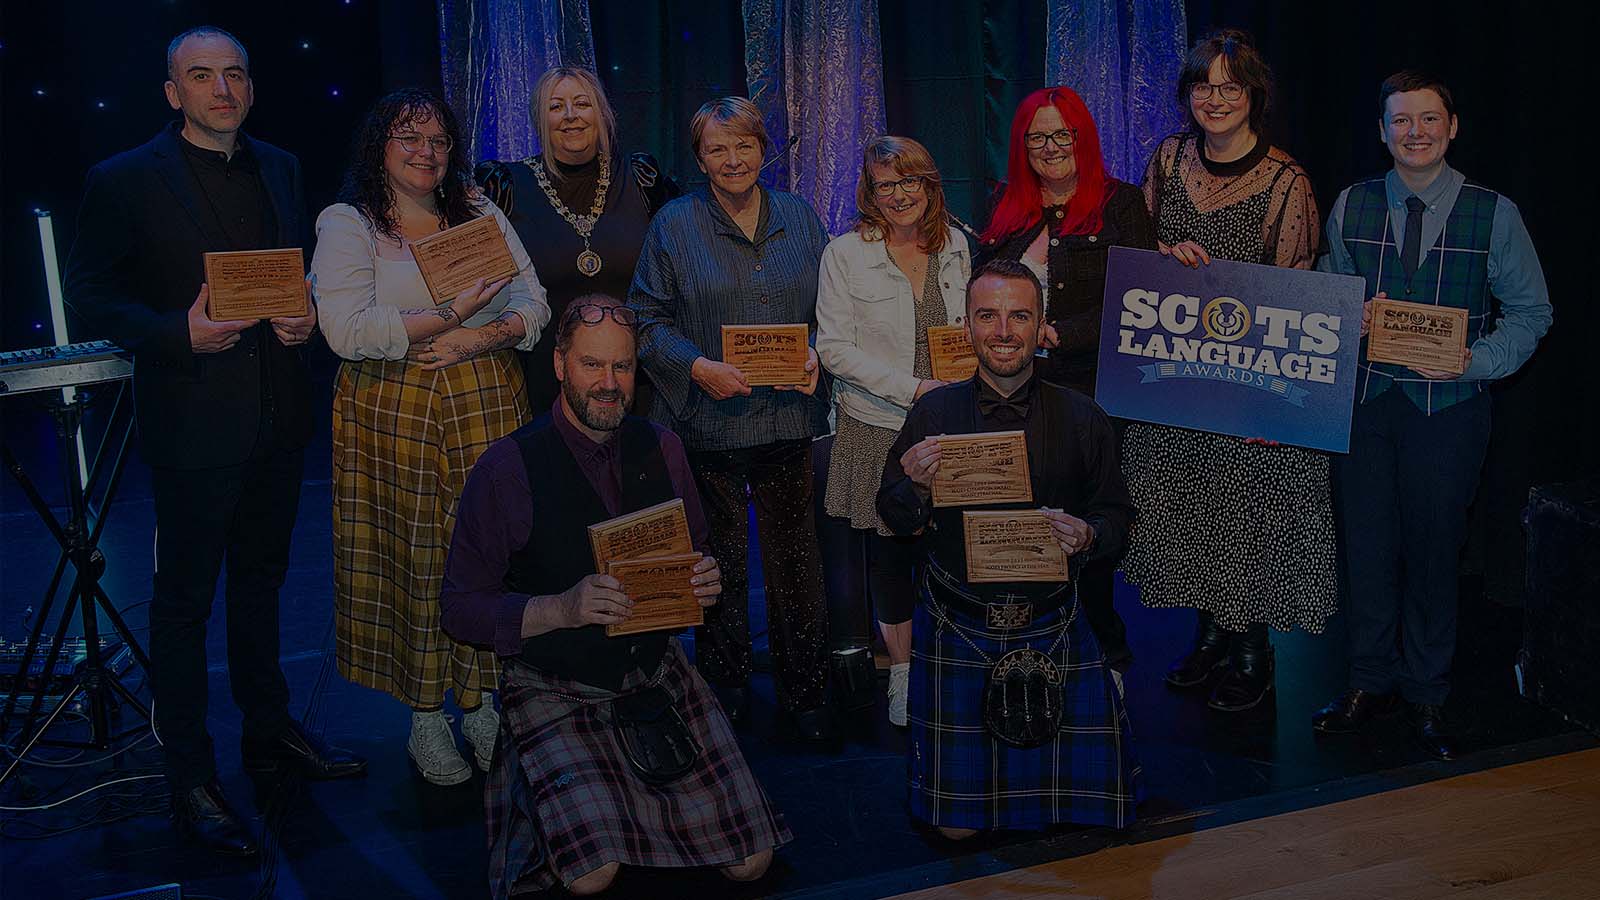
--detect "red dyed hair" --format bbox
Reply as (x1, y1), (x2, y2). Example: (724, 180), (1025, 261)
(980, 87), (1109, 243)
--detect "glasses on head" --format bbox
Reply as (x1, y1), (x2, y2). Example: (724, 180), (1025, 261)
(390, 133), (454, 154)
(562, 303), (638, 329)
(1189, 82), (1245, 102)
(871, 175), (926, 198)
(1023, 129), (1076, 150)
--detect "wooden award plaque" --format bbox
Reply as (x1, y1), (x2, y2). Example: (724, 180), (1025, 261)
(720, 324), (810, 386)
(962, 510), (1069, 583)
(203, 248), (307, 320)
(410, 215), (521, 305)
(588, 498), (694, 570)
(604, 552), (705, 636)
(1366, 298), (1469, 375)
(926, 324), (977, 382)
(931, 430), (1033, 508)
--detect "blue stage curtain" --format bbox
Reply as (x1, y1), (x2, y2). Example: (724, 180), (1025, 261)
(743, 0), (886, 235)
(437, 0), (596, 164)
(1045, 0), (1187, 183)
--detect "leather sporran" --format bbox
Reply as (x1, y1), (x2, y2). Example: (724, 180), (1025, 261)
(612, 685), (701, 785)
(982, 648), (1064, 749)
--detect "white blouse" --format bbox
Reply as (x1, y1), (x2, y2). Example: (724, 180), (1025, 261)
(310, 199), (549, 362)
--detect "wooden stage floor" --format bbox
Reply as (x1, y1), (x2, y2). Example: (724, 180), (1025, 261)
(889, 747), (1600, 900)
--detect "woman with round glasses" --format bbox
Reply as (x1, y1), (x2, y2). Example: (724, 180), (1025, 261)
(973, 86), (1156, 675)
(311, 88), (550, 784)
(815, 136), (969, 726)
(1121, 29), (1332, 714)
(476, 67), (679, 416)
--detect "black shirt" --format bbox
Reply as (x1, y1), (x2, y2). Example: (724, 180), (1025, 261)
(178, 133), (276, 251)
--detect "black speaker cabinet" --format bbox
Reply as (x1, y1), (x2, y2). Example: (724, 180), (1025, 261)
(1518, 479), (1600, 734)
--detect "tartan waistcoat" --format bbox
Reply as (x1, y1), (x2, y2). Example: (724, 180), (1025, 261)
(1343, 177), (1497, 414)
(506, 414), (677, 691)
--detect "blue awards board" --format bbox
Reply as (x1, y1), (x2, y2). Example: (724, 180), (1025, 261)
(1094, 247), (1365, 453)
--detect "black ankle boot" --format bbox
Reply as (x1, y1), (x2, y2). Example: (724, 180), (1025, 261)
(1164, 612), (1230, 689)
(1209, 625), (1274, 712)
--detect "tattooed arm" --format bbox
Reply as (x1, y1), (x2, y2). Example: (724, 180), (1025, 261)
(409, 309), (526, 370)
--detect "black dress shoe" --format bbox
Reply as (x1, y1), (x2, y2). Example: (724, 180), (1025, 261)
(173, 780), (259, 857)
(713, 683), (751, 725)
(1164, 612), (1230, 688)
(1208, 627), (1274, 712)
(1312, 689), (1402, 734)
(242, 722), (368, 780)
(790, 705), (837, 743)
(1411, 703), (1459, 761)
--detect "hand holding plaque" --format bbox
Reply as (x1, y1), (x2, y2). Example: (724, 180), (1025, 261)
(926, 324), (977, 382)
(604, 553), (706, 636)
(962, 510), (1070, 583)
(931, 430), (1033, 507)
(720, 324), (810, 387)
(410, 215), (521, 305)
(589, 499), (694, 569)
(204, 249), (308, 320)
(1366, 298), (1469, 376)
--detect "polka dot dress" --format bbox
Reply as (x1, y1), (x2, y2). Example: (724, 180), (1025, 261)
(1119, 134), (1337, 634)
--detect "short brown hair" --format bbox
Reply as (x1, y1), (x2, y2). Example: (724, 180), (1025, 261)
(1379, 70), (1456, 122)
(689, 97), (771, 159)
(555, 294), (637, 354)
(966, 259), (1043, 317)
(1179, 28), (1273, 137)
(855, 135), (949, 255)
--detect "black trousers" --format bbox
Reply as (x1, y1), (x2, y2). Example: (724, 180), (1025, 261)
(1335, 389), (1490, 706)
(811, 435), (870, 648)
(148, 444), (302, 790)
(688, 439), (829, 712)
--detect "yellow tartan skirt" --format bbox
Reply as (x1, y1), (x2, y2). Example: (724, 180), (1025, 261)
(332, 351), (529, 709)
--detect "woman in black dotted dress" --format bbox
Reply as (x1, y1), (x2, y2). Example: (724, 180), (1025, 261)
(1121, 30), (1336, 713)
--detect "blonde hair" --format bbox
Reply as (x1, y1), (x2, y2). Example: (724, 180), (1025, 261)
(855, 135), (948, 254)
(531, 67), (618, 177)
(689, 96), (771, 159)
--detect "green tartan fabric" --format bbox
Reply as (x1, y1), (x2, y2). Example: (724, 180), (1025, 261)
(1343, 178), (1497, 414)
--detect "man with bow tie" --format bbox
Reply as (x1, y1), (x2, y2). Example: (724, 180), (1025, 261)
(876, 259), (1141, 838)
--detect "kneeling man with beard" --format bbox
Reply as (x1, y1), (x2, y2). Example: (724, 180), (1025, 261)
(442, 294), (789, 896)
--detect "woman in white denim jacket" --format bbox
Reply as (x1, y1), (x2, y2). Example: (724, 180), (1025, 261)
(815, 136), (969, 726)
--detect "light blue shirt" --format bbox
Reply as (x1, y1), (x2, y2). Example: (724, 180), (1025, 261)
(1319, 163), (1552, 381)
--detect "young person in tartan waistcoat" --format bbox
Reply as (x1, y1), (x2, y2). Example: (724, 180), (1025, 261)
(878, 260), (1140, 838)
(440, 295), (788, 896)
(1312, 71), (1552, 761)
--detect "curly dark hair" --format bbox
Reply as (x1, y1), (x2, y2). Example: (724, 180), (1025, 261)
(336, 88), (477, 241)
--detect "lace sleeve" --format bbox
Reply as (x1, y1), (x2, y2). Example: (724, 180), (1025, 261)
(1265, 165), (1320, 270)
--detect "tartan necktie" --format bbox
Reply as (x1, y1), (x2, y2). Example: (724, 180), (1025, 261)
(1401, 196), (1427, 280)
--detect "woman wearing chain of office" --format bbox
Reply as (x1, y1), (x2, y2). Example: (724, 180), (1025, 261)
(477, 67), (679, 414)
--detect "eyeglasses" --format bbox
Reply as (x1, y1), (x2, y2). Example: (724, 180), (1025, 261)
(390, 133), (454, 154)
(1023, 129), (1077, 150)
(871, 175), (926, 198)
(562, 303), (638, 329)
(1189, 82), (1245, 102)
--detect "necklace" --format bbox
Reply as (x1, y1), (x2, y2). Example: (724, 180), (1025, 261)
(526, 153), (611, 277)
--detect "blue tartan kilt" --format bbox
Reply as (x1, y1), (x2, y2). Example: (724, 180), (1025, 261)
(907, 580), (1142, 832)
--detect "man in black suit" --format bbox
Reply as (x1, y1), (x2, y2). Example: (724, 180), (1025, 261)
(64, 26), (364, 857)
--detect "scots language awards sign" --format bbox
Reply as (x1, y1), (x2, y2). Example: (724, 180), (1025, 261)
(1094, 247), (1366, 453)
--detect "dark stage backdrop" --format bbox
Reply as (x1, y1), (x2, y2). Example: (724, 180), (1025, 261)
(3, 1), (1593, 592)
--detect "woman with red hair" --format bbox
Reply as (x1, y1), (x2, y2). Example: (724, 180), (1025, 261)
(974, 87), (1155, 674)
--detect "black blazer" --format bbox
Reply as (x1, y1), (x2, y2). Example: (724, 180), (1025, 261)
(64, 123), (314, 470)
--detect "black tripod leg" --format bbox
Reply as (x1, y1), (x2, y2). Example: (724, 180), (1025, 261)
(91, 582), (151, 673)
(15, 585), (81, 742)
(0, 677), (92, 789)
(0, 554), (68, 728)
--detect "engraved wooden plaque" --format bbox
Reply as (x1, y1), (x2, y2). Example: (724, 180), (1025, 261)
(604, 552), (706, 636)
(926, 324), (977, 382)
(1366, 298), (1469, 375)
(588, 498), (694, 570)
(931, 430), (1033, 508)
(203, 248), (307, 320)
(962, 510), (1069, 583)
(409, 215), (521, 305)
(720, 324), (810, 386)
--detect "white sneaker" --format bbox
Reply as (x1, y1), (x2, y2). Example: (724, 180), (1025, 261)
(408, 710), (471, 786)
(887, 663), (910, 727)
(460, 703), (499, 773)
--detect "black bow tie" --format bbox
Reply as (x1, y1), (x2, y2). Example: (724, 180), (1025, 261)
(978, 392), (1030, 422)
